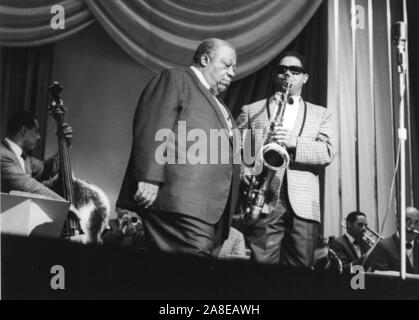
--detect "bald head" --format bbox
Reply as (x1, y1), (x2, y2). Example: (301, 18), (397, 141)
(405, 207), (419, 240)
(192, 38), (235, 66)
(406, 207), (419, 218)
(192, 38), (237, 95)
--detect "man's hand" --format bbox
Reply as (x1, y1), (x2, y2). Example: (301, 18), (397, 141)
(269, 124), (297, 149)
(134, 181), (159, 208)
(241, 174), (252, 186)
(56, 123), (73, 148)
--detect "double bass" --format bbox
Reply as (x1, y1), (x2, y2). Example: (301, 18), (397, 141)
(49, 82), (110, 243)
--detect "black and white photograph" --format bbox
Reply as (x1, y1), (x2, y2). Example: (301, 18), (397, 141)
(1, 0), (419, 304)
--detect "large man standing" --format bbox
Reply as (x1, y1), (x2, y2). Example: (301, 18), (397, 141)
(117, 39), (240, 257)
(236, 51), (336, 268)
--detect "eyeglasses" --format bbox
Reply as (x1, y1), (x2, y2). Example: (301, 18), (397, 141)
(276, 65), (305, 75)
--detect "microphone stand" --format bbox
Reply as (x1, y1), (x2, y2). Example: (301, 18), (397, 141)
(394, 22), (407, 280)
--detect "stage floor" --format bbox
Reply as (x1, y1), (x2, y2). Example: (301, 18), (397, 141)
(1, 235), (419, 299)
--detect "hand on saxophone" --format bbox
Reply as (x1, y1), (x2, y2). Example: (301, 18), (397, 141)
(270, 124), (297, 149)
(134, 181), (159, 208)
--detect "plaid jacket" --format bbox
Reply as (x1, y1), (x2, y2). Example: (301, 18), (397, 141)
(1, 139), (62, 200)
(236, 96), (336, 222)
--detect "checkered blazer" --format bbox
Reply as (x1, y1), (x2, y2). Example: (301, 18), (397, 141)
(236, 96), (336, 222)
(1, 139), (63, 200)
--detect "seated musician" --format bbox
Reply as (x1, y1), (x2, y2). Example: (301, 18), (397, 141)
(1, 111), (73, 202)
(329, 211), (371, 273)
(365, 207), (419, 274)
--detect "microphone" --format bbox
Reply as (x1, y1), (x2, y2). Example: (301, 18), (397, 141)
(392, 21), (407, 71)
(393, 21), (406, 43)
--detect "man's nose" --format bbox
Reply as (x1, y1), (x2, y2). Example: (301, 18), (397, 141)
(227, 66), (235, 78)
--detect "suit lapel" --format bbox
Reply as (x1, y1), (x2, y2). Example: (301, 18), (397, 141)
(392, 234), (414, 273)
(343, 234), (359, 259)
(414, 239), (419, 274)
(186, 68), (232, 132)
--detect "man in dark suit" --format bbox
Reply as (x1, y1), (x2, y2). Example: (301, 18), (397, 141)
(117, 38), (240, 257)
(329, 211), (371, 273)
(365, 207), (419, 274)
(1, 111), (72, 201)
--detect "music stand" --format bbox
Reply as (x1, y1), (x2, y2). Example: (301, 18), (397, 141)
(0, 192), (70, 238)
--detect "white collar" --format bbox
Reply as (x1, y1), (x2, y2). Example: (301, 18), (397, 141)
(190, 66), (210, 91)
(290, 95), (301, 104)
(272, 94), (301, 105)
(5, 137), (23, 158)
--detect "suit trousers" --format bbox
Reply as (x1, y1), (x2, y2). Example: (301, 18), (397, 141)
(245, 193), (320, 268)
(139, 188), (232, 258)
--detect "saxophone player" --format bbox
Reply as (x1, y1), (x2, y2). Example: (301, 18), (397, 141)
(236, 51), (336, 268)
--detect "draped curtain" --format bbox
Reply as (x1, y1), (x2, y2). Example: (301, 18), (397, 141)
(223, 1), (328, 117)
(324, 0), (410, 238)
(1, 0), (323, 80)
(0, 45), (54, 159)
(0, 0), (94, 46)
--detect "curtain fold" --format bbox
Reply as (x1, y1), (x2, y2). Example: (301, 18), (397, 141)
(223, 0), (327, 117)
(0, 45), (54, 159)
(0, 0), (94, 47)
(1, 0), (323, 80)
(83, 0), (323, 80)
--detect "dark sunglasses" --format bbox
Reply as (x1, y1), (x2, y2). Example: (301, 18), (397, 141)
(276, 65), (305, 75)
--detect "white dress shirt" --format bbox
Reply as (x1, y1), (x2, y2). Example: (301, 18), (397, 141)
(270, 94), (301, 130)
(5, 138), (26, 173)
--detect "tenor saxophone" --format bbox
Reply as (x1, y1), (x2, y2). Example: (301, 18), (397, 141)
(241, 78), (292, 221)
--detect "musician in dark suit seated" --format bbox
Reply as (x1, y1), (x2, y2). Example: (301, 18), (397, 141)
(117, 39), (240, 258)
(365, 207), (419, 274)
(102, 208), (146, 251)
(329, 211), (371, 273)
(1, 111), (73, 201)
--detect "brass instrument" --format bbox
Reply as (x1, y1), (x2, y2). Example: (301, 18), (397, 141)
(341, 219), (383, 247)
(241, 78), (292, 220)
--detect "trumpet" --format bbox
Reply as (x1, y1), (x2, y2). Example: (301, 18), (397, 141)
(341, 220), (383, 247)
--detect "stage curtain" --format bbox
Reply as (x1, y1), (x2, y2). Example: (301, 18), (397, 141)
(0, 45), (54, 159)
(223, 1), (327, 117)
(83, 0), (323, 80)
(324, 0), (406, 238)
(0, 0), (94, 47)
(1, 0), (323, 79)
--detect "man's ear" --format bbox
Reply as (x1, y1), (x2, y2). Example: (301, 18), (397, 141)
(303, 73), (309, 84)
(200, 54), (211, 67)
(18, 126), (28, 138)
